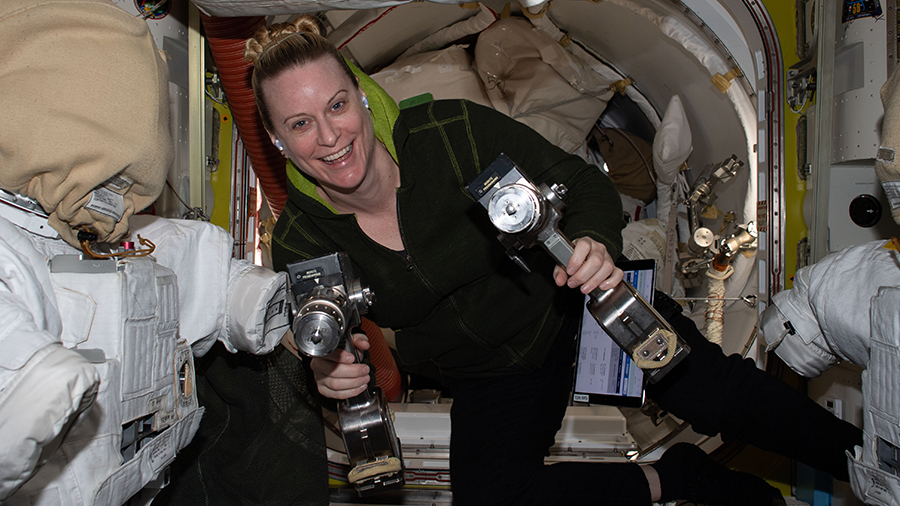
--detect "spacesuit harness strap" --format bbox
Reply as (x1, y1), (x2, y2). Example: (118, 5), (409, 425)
(848, 286), (900, 506)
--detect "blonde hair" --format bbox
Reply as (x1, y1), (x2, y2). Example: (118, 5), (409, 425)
(244, 15), (356, 132)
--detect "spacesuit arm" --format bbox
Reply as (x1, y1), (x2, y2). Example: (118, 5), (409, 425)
(129, 215), (289, 356)
(225, 258), (290, 355)
(759, 266), (837, 377)
(760, 240), (900, 377)
(0, 303), (99, 500)
(0, 220), (101, 500)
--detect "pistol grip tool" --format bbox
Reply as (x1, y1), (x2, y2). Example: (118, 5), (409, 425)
(286, 253), (404, 495)
(467, 154), (690, 383)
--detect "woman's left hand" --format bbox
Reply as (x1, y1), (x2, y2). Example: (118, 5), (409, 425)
(553, 237), (624, 293)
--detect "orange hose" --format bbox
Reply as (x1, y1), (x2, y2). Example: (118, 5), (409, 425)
(200, 14), (289, 216)
(360, 318), (402, 402)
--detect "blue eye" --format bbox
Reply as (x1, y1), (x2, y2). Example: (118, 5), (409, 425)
(293, 119), (307, 129)
(332, 101), (344, 111)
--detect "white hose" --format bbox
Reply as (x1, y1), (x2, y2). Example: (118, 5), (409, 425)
(704, 264), (733, 345)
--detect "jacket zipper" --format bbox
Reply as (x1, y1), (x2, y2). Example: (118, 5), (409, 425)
(395, 195), (439, 293)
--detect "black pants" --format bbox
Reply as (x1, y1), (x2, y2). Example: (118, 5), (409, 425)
(646, 291), (862, 482)
(442, 292), (862, 505)
(443, 300), (652, 506)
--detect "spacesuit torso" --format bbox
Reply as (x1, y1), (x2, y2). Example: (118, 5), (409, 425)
(14, 236), (203, 506)
(849, 284), (900, 505)
(0, 198), (289, 505)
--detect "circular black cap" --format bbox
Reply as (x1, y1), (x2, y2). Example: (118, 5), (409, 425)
(849, 194), (882, 228)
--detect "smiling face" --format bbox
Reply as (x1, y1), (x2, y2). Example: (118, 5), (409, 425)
(263, 56), (375, 196)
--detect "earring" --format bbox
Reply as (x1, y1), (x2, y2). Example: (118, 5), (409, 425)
(274, 139), (284, 152)
(362, 95), (370, 110)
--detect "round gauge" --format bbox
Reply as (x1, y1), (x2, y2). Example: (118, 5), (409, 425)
(488, 184), (542, 234)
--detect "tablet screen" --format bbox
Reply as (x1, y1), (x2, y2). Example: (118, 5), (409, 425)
(572, 259), (657, 407)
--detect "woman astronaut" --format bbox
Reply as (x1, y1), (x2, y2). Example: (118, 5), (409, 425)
(0, 0), (293, 504)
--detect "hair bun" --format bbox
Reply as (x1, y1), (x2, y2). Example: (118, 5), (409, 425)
(244, 15), (324, 63)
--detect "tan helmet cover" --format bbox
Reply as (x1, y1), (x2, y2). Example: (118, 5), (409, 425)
(876, 66), (900, 226)
(0, 0), (173, 247)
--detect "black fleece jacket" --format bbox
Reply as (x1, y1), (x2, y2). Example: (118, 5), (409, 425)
(272, 99), (624, 378)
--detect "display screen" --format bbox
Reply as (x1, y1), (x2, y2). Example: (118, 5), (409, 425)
(572, 259), (656, 407)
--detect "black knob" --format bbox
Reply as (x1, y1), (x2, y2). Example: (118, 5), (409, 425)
(848, 194), (882, 228)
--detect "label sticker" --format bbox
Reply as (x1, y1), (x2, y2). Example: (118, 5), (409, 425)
(101, 173), (134, 193)
(266, 299), (285, 323)
(877, 147), (895, 165)
(843, 0), (883, 23)
(146, 431), (175, 472)
(134, 0), (171, 19)
(86, 187), (125, 221)
(881, 181), (900, 210)
(863, 469), (891, 502)
(299, 267), (324, 282)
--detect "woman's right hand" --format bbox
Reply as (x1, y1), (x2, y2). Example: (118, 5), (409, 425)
(309, 333), (371, 399)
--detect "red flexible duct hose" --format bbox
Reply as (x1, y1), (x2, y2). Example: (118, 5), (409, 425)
(360, 318), (403, 402)
(201, 15), (401, 399)
(200, 14), (289, 216)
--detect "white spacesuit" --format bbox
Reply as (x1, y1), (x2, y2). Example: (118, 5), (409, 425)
(0, 0), (289, 504)
(760, 66), (900, 506)
(760, 238), (900, 504)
